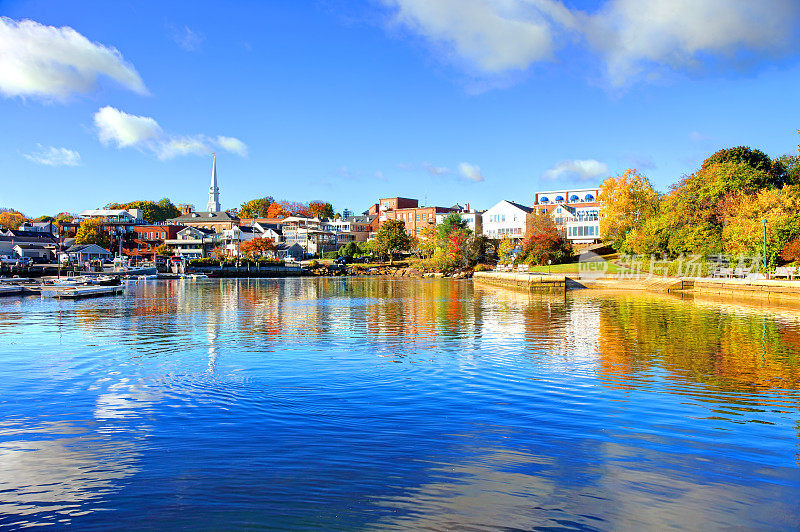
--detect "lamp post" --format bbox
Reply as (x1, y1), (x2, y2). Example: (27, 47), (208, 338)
(548, 259), (552, 275)
(762, 219), (768, 276)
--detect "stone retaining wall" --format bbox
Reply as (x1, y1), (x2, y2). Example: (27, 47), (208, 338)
(473, 272), (566, 292)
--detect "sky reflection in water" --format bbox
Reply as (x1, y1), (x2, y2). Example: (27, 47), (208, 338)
(1, 278), (799, 530)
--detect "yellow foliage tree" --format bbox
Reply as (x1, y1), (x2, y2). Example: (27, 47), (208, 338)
(75, 219), (110, 248)
(0, 210), (27, 230)
(598, 169), (660, 251)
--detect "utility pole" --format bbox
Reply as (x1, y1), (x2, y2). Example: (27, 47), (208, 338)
(762, 219), (768, 276)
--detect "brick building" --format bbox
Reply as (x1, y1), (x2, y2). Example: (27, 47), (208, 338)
(125, 224), (183, 258)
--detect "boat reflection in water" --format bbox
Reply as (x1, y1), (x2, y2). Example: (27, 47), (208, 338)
(1, 278), (799, 529)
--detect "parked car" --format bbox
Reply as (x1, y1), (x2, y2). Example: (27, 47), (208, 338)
(333, 256), (347, 265)
(0, 256), (19, 265)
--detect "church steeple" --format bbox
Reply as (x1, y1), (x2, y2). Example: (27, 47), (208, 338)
(207, 153), (221, 212)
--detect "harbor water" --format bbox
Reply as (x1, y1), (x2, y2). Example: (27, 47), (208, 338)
(1, 278), (800, 529)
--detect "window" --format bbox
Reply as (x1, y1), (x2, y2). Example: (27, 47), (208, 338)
(502, 215), (506, 222)
(416, 214), (421, 222)
(422, 213), (426, 221)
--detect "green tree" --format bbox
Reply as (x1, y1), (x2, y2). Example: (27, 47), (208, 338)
(155, 243), (173, 256)
(75, 219), (110, 248)
(239, 197), (275, 218)
(702, 146), (787, 188)
(375, 219), (411, 264)
(338, 241), (360, 258)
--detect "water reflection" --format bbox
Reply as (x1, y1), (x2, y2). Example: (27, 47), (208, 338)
(0, 279), (799, 529)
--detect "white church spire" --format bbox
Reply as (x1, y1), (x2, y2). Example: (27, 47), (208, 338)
(207, 153), (221, 212)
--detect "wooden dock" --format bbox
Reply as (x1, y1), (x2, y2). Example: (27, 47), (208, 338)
(0, 285), (24, 297)
(40, 285), (124, 299)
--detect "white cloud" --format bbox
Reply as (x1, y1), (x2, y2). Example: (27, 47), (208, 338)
(374, 170), (387, 181)
(94, 106), (161, 148)
(384, 0), (800, 86)
(23, 144), (81, 166)
(458, 162), (484, 182)
(386, 0), (574, 73)
(543, 159), (608, 181)
(584, 0), (800, 86)
(422, 162), (451, 176)
(0, 17), (147, 99)
(216, 136), (248, 157)
(170, 25), (203, 52)
(93, 106), (247, 160)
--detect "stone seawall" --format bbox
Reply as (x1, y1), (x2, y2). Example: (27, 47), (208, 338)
(691, 278), (800, 302)
(473, 271), (800, 302)
(472, 272), (567, 292)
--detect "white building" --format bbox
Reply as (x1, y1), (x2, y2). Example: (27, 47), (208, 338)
(165, 227), (221, 258)
(481, 200), (533, 240)
(78, 209), (143, 224)
(435, 210), (483, 234)
(533, 187), (601, 245)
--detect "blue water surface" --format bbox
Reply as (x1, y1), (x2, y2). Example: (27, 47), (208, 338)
(1, 278), (800, 530)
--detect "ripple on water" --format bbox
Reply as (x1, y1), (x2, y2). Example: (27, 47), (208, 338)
(1, 279), (800, 529)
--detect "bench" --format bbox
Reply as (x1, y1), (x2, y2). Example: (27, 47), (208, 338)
(773, 266), (798, 280)
(713, 267), (734, 278)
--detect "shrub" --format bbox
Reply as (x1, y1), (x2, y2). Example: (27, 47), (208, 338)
(322, 251), (338, 259)
(473, 263), (492, 272)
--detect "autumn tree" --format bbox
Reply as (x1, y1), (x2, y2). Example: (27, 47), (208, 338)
(521, 213), (572, 265)
(375, 219), (411, 264)
(308, 201), (334, 219)
(75, 219), (111, 248)
(240, 237), (276, 259)
(0, 209), (27, 230)
(239, 197), (275, 218)
(265, 202), (291, 219)
(598, 169), (660, 252)
(280, 201), (310, 217)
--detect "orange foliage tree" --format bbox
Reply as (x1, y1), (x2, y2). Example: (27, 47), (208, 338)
(266, 202), (291, 219)
(240, 238), (276, 259)
(308, 201), (334, 219)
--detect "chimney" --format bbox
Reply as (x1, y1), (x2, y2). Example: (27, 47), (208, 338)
(465, 203), (470, 212)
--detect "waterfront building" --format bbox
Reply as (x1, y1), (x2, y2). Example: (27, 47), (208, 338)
(222, 225), (269, 257)
(532, 187), (601, 244)
(435, 204), (483, 234)
(60, 243), (113, 264)
(126, 224), (183, 258)
(281, 216), (338, 256)
(164, 227), (222, 258)
(19, 221), (59, 237)
(481, 200), (533, 240)
(167, 211), (239, 232)
(0, 230), (60, 261)
(321, 215), (375, 244)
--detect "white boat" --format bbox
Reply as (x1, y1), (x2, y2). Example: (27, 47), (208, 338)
(188, 273), (209, 280)
(137, 274), (158, 280)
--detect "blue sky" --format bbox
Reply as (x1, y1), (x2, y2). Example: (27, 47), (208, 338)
(1, 0), (800, 216)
